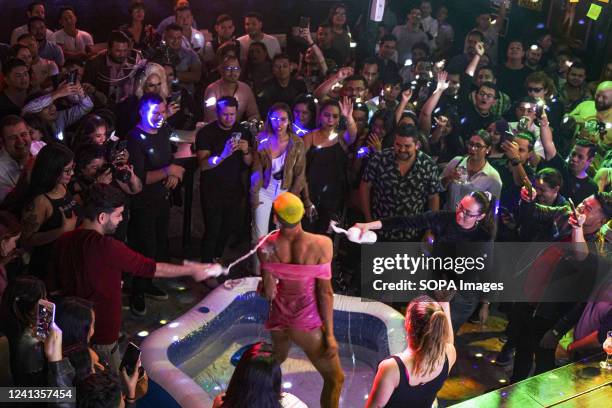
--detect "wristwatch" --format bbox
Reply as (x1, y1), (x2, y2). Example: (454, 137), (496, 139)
(510, 158), (521, 166)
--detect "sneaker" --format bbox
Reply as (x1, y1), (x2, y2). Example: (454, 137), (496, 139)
(144, 284), (168, 300)
(130, 294), (146, 316)
(495, 346), (515, 366)
(499, 334), (509, 344)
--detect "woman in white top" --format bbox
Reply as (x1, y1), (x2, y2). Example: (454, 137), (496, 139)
(250, 103), (309, 241)
(441, 129), (502, 210)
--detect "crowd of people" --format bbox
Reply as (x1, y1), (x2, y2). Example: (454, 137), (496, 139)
(0, 0), (611, 407)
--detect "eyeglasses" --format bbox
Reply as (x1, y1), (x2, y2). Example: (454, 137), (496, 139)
(468, 142), (487, 150)
(270, 117), (289, 122)
(63, 164), (75, 175)
(527, 86), (544, 93)
(477, 91), (495, 99)
(457, 203), (482, 218)
(146, 82), (162, 87)
(223, 66), (241, 72)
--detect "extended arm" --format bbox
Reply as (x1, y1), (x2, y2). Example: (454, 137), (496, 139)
(418, 71), (449, 133)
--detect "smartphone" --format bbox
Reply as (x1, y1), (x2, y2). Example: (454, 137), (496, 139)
(230, 132), (242, 144)
(500, 130), (515, 145)
(169, 90), (182, 105)
(120, 342), (141, 376)
(35, 299), (55, 340)
(67, 70), (78, 84)
(568, 198), (578, 220)
(299, 16), (310, 29)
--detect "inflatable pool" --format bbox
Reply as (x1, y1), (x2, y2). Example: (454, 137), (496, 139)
(140, 277), (406, 407)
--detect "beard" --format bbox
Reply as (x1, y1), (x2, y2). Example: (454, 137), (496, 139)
(395, 152), (412, 161)
(103, 222), (118, 235)
(108, 53), (126, 64)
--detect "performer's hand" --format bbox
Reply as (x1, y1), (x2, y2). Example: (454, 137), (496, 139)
(323, 334), (339, 359)
(354, 222), (381, 239)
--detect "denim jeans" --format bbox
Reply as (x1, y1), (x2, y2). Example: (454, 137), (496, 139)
(450, 290), (479, 333)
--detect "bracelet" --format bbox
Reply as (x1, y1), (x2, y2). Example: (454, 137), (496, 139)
(125, 396), (136, 403)
(162, 166), (170, 177)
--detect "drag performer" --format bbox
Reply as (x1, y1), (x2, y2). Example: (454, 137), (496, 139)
(258, 192), (344, 408)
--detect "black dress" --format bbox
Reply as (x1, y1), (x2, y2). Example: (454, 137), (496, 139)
(384, 355), (449, 408)
(28, 192), (78, 279)
(305, 142), (348, 233)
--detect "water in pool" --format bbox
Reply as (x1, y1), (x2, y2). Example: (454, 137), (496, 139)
(180, 326), (376, 407)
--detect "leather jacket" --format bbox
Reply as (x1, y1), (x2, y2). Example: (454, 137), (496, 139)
(250, 132), (310, 208)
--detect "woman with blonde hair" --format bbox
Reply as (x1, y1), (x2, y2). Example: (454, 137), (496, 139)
(115, 62), (178, 136)
(365, 295), (455, 408)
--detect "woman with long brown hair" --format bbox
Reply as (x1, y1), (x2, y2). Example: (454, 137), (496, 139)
(365, 295), (455, 408)
(251, 102), (309, 242)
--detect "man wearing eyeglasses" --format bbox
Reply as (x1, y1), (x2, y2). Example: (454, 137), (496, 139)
(458, 81), (500, 138)
(203, 56), (260, 123)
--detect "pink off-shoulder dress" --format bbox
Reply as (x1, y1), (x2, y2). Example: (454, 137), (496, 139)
(262, 261), (332, 331)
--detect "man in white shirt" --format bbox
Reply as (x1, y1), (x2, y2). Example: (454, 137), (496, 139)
(0, 115), (32, 204)
(10, 2), (53, 45)
(419, 1), (438, 49)
(51, 6), (94, 62)
(175, 6), (205, 53)
(237, 12), (281, 63)
(391, 8), (428, 64)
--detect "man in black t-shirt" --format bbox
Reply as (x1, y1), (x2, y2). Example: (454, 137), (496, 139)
(257, 53), (307, 115)
(539, 116), (598, 204)
(0, 59), (30, 120)
(195, 96), (253, 266)
(497, 40), (531, 103)
(126, 93), (185, 316)
(458, 81), (500, 139)
(542, 140), (598, 204)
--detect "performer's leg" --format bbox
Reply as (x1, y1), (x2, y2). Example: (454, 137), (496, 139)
(270, 329), (292, 364)
(289, 328), (344, 408)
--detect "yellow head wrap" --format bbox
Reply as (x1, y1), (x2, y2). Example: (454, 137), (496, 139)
(273, 192), (304, 225)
